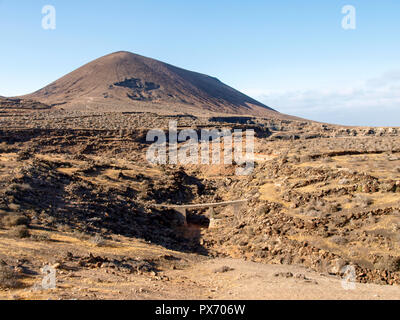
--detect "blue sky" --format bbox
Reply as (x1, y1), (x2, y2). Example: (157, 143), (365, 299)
(0, 0), (399, 126)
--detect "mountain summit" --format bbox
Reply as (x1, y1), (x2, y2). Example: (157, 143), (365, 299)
(24, 51), (283, 116)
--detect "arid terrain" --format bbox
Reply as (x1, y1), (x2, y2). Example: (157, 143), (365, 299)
(1, 106), (400, 300)
(1, 52), (400, 300)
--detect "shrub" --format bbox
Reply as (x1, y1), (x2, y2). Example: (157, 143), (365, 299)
(330, 235), (348, 245)
(374, 256), (400, 272)
(1, 214), (29, 227)
(354, 194), (373, 208)
(30, 233), (50, 242)
(0, 265), (20, 289)
(90, 234), (106, 247)
(16, 149), (32, 161)
(72, 230), (89, 241)
(9, 225), (30, 239)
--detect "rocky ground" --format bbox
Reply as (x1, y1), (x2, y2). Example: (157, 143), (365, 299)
(1, 108), (400, 299)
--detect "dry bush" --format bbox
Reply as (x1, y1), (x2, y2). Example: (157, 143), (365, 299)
(373, 255), (400, 272)
(321, 157), (333, 163)
(0, 265), (21, 289)
(16, 149), (32, 161)
(89, 234), (106, 247)
(366, 228), (395, 239)
(354, 194), (373, 208)
(72, 230), (90, 241)
(338, 178), (350, 185)
(56, 223), (72, 232)
(298, 206), (322, 218)
(0, 142), (13, 153)
(9, 225), (30, 239)
(1, 214), (29, 228)
(327, 202), (341, 213)
(30, 233), (50, 242)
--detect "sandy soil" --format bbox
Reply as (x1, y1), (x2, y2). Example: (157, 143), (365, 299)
(2, 247), (400, 300)
(173, 258), (400, 300)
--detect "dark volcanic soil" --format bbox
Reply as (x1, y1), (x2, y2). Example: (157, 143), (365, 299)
(19, 51), (291, 118)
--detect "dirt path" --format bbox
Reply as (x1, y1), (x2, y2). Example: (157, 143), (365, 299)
(6, 257), (400, 300)
(1, 229), (400, 300)
(168, 258), (400, 300)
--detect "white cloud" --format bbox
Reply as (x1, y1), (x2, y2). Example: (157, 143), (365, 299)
(250, 71), (400, 126)
(366, 70), (400, 88)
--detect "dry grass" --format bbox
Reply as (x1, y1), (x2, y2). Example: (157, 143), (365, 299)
(8, 225), (30, 239)
(0, 265), (21, 289)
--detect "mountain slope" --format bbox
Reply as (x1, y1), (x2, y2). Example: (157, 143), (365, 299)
(0, 96), (50, 110)
(22, 51), (288, 117)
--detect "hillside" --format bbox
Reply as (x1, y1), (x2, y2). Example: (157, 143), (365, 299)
(21, 51), (290, 118)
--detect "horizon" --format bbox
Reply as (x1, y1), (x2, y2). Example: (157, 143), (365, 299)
(0, 0), (399, 126)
